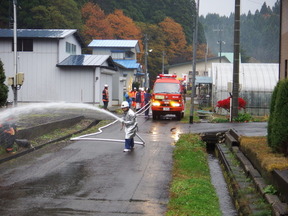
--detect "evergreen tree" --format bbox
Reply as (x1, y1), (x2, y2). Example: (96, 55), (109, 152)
(0, 59), (9, 107)
(17, 0), (83, 29)
(199, 1), (280, 63)
(269, 80), (288, 155)
(267, 81), (280, 146)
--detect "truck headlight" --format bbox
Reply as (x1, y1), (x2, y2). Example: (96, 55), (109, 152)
(171, 101), (181, 107)
(152, 101), (161, 106)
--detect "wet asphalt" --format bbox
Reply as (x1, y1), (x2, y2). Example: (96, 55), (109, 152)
(0, 112), (268, 216)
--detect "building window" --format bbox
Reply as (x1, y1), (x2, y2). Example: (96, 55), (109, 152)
(111, 52), (125, 59)
(66, 42), (76, 54)
(12, 39), (33, 52)
(125, 51), (134, 59)
(189, 71), (199, 76)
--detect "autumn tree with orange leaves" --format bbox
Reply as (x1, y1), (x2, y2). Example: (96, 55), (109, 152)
(82, 3), (142, 43)
(159, 17), (187, 61)
(107, 9), (142, 40)
(81, 2), (113, 43)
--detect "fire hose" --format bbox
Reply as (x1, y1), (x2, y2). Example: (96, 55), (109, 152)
(70, 102), (151, 145)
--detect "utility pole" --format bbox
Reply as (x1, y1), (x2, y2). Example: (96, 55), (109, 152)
(189, 0), (199, 124)
(13, 0), (18, 106)
(213, 27), (225, 63)
(144, 34), (148, 89)
(231, 0), (241, 121)
(162, 51), (165, 74)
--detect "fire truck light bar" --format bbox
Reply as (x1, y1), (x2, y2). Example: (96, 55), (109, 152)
(159, 74), (177, 78)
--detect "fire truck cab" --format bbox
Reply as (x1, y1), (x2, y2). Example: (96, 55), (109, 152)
(151, 74), (185, 120)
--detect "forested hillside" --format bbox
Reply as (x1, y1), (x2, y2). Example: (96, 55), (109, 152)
(0, 0), (281, 82)
(200, 1), (280, 63)
(0, 0), (206, 83)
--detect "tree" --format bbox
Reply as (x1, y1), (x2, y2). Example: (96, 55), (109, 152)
(267, 81), (280, 147)
(91, 0), (205, 44)
(17, 0), (82, 29)
(137, 22), (166, 85)
(0, 0), (11, 28)
(269, 80), (288, 155)
(107, 9), (142, 40)
(159, 17), (187, 61)
(0, 59), (8, 107)
(81, 2), (113, 42)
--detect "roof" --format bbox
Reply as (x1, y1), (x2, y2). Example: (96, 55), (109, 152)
(57, 55), (117, 70)
(195, 76), (213, 85)
(88, 40), (140, 52)
(168, 56), (230, 69)
(0, 29), (85, 47)
(212, 63), (279, 91)
(219, 52), (241, 63)
(113, 59), (140, 69)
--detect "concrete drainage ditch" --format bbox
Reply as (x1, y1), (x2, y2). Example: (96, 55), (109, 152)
(201, 130), (288, 216)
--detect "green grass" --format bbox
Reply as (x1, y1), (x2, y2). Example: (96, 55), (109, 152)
(166, 134), (222, 216)
(181, 101), (201, 123)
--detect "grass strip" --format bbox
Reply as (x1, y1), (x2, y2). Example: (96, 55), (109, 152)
(166, 133), (222, 216)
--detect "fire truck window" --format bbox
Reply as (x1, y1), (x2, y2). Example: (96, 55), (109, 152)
(154, 83), (180, 93)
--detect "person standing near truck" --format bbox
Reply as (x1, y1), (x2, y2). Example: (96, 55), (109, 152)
(144, 88), (152, 117)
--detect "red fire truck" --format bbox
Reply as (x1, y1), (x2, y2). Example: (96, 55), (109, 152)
(151, 74), (185, 120)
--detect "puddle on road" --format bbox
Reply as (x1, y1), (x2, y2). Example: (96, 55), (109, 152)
(170, 127), (181, 145)
(208, 154), (238, 216)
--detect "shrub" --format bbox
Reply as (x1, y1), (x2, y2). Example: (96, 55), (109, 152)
(216, 97), (246, 112)
(269, 80), (288, 155)
(0, 59), (8, 107)
(233, 112), (253, 122)
(267, 81), (280, 146)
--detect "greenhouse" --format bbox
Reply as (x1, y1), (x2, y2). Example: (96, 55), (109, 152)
(211, 63), (279, 116)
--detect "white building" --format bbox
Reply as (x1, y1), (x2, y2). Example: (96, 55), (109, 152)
(168, 56), (230, 80)
(0, 29), (120, 106)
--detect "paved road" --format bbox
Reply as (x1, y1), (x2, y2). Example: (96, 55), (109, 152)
(0, 111), (268, 216)
(0, 115), (182, 216)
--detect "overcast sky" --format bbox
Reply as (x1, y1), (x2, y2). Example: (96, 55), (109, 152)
(199, 0), (277, 16)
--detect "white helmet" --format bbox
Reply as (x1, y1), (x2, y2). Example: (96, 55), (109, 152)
(121, 101), (129, 108)
(104, 84), (108, 87)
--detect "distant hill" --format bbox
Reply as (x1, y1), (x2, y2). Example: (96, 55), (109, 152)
(199, 1), (280, 63)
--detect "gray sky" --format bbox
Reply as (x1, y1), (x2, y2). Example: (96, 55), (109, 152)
(199, 0), (277, 16)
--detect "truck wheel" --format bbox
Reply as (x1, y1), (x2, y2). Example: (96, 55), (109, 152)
(176, 113), (181, 121)
(152, 112), (157, 120)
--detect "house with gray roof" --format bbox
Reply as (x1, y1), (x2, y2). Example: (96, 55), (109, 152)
(0, 29), (120, 106)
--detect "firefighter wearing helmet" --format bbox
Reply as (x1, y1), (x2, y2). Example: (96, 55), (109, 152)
(121, 101), (138, 152)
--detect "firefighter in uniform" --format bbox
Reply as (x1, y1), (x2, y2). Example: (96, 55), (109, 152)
(129, 87), (137, 110)
(102, 84), (109, 110)
(120, 101), (138, 152)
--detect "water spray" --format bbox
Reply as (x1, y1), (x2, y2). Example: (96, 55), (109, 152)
(65, 102), (148, 145)
(0, 102), (146, 146)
